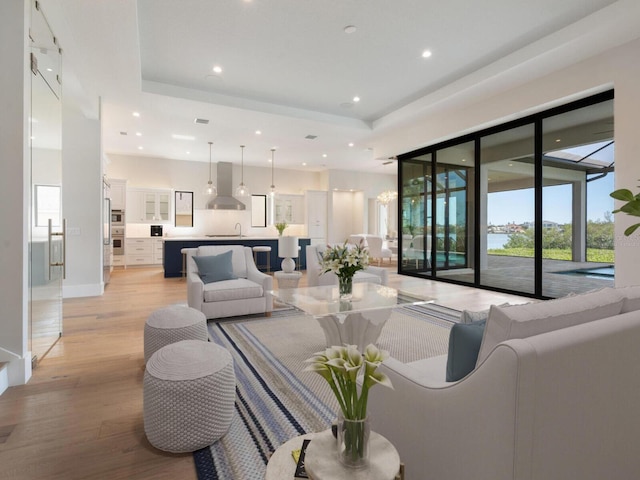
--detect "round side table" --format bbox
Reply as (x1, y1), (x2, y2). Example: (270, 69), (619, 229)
(265, 429), (401, 480)
(274, 271), (302, 289)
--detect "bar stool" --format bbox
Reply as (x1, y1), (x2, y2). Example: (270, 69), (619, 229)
(181, 248), (189, 278)
(252, 246), (272, 272)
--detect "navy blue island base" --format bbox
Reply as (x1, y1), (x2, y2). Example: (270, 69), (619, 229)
(163, 237), (311, 278)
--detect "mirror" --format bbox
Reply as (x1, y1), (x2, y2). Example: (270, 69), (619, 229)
(251, 194), (267, 227)
(175, 191), (193, 227)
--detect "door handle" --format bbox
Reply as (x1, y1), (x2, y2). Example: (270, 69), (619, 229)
(48, 218), (66, 280)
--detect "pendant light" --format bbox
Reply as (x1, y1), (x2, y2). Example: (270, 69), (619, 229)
(204, 141), (217, 196)
(269, 148), (276, 197)
(235, 145), (250, 197)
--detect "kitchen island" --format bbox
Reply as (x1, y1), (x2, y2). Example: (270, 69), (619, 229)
(163, 236), (311, 278)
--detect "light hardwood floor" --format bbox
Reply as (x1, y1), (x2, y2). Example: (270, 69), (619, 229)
(0, 265), (529, 480)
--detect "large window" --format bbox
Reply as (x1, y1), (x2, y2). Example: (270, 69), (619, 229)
(398, 91), (614, 299)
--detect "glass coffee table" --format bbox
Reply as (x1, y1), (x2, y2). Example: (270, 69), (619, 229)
(270, 283), (432, 351)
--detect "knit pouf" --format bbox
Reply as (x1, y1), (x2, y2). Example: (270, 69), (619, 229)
(143, 340), (236, 453)
(144, 305), (207, 362)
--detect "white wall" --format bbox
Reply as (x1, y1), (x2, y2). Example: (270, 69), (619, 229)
(61, 100), (102, 298)
(374, 37), (640, 286)
(0, 0), (32, 385)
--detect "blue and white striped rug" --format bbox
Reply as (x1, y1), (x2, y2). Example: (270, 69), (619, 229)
(195, 304), (457, 479)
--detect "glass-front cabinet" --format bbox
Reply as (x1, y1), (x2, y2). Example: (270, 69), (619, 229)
(127, 188), (172, 223)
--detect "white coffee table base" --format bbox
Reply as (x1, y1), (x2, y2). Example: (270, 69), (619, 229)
(265, 429), (400, 480)
(315, 307), (392, 351)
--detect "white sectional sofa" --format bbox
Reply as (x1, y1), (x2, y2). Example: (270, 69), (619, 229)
(186, 245), (273, 319)
(367, 286), (640, 480)
(305, 244), (388, 287)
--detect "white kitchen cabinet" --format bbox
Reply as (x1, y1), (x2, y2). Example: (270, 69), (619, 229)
(125, 238), (163, 266)
(125, 238), (153, 265)
(110, 179), (127, 210)
(126, 188), (172, 223)
(152, 238), (164, 264)
(306, 190), (327, 244)
(275, 194), (304, 224)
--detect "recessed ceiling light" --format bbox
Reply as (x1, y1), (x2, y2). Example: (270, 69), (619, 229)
(322, 154), (327, 158)
(353, 96), (360, 103)
(509, 163), (513, 167)
(46, 68), (52, 72)
(186, 151), (190, 154)
(212, 65), (222, 74)
(138, 146), (143, 150)
(132, 111), (140, 117)
(135, 132), (142, 136)
(555, 138), (561, 142)
(172, 134), (195, 141)
(461, 158), (466, 162)
(348, 143), (354, 147)
(422, 50), (432, 58)
(302, 162), (307, 166)
(344, 25), (357, 34)
(255, 130), (262, 135)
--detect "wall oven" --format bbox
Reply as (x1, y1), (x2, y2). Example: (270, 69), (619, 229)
(112, 226), (125, 255)
(111, 209), (125, 226)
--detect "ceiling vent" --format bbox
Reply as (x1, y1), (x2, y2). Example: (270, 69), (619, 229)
(305, 134), (317, 140)
(194, 118), (210, 125)
(120, 131), (127, 135)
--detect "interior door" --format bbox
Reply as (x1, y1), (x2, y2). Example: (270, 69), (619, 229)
(29, 1), (64, 366)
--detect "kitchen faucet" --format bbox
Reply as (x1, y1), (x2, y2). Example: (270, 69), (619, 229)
(235, 222), (242, 238)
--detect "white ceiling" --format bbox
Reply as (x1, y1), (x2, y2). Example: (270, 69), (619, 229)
(40, 0), (637, 173)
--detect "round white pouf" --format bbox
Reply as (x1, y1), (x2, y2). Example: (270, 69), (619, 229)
(144, 305), (207, 362)
(143, 340), (236, 453)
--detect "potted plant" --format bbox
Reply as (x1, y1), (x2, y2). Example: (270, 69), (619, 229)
(274, 221), (288, 236)
(318, 241), (369, 299)
(610, 182), (640, 235)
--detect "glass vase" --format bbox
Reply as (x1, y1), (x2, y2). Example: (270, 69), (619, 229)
(338, 275), (353, 300)
(336, 414), (370, 468)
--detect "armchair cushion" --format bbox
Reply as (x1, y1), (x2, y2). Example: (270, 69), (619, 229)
(203, 278), (264, 302)
(192, 251), (237, 284)
(445, 319), (486, 382)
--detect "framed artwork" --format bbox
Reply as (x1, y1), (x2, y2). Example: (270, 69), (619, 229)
(251, 194), (267, 227)
(175, 191), (194, 227)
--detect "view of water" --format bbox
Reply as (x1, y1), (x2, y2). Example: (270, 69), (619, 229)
(487, 233), (510, 249)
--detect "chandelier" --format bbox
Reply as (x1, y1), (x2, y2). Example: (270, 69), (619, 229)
(377, 190), (398, 205)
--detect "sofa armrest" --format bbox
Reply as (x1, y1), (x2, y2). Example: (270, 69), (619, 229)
(187, 271), (204, 311)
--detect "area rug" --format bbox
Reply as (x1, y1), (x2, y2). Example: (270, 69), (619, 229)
(194, 304), (458, 479)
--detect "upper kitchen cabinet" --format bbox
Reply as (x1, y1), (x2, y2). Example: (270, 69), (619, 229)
(275, 194), (304, 224)
(110, 179), (127, 210)
(127, 188), (172, 223)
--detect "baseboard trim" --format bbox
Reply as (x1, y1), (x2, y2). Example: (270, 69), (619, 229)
(63, 282), (103, 298)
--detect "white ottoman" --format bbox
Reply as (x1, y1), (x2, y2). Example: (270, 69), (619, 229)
(143, 340), (236, 453)
(144, 305), (207, 362)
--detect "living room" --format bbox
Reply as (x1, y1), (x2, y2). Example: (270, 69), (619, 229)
(2, 1), (640, 478)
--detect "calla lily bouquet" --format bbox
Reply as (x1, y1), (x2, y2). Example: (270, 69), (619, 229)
(304, 343), (393, 420)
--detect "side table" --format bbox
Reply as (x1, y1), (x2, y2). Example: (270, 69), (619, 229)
(265, 429), (402, 480)
(274, 271), (302, 289)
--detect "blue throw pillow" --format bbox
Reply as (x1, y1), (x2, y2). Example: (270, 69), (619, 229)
(445, 319), (486, 382)
(192, 251), (237, 284)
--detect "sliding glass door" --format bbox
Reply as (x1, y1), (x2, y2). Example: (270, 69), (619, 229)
(398, 91), (614, 299)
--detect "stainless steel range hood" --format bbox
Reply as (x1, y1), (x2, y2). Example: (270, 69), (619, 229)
(206, 162), (246, 210)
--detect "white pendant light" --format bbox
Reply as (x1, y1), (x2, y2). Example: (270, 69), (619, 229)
(269, 148), (276, 197)
(235, 145), (250, 197)
(204, 141), (217, 196)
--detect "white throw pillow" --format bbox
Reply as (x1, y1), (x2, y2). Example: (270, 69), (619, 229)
(476, 288), (625, 365)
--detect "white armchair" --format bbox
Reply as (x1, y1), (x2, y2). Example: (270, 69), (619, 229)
(187, 245), (273, 319)
(305, 244), (388, 287)
(364, 235), (393, 265)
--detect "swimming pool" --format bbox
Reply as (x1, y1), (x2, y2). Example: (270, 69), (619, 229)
(557, 265), (614, 280)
